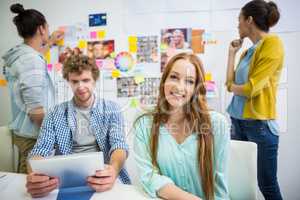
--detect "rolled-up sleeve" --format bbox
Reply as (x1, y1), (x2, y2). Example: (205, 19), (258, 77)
(133, 116), (174, 198)
(107, 103), (129, 156)
(19, 57), (46, 112)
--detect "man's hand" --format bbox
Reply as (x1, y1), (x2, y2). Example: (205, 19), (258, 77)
(87, 165), (118, 192)
(26, 173), (59, 198)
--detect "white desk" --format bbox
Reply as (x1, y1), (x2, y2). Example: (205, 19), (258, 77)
(0, 172), (159, 200)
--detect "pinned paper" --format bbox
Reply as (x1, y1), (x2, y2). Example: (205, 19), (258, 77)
(110, 52), (117, 58)
(128, 36), (138, 53)
(160, 44), (168, 51)
(134, 75), (145, 84)
(54, 63), (63, 72)
(90, 31), (97, 39)
(0, 79), (7, 87)
(47, 64), (53, 72)
(78, 39), (87, 49)
(56, 39), (64, 46)
(111, 69), (121, 78)
(130, 98), (139, 108)
(95, 59), (103, 69)
(205, 81), (216, 91)
(44, 50), (51, 64)
(205, 73), (212, 81)
(97, 30), (106, 39)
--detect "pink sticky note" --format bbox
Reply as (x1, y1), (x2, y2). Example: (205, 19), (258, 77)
(47, 64), (53, 72)
(54, 63), (63, 72)
(205, 81), (216, 91)
(90, 31), (97, 39)
(95, 59), (103, 69)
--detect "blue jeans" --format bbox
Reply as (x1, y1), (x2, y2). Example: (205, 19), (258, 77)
(230, 117), (283, 200)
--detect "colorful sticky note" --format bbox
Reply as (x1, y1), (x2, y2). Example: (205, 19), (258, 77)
(78, 40), (87, 49)
(47, 64), (53, 72)
(128, 36), (138, 44)
(54, 63), (63, 72)
(95, 59), (103, 69)
(128, 36), (137, 53)
(134, 75), (145, 84)
(111, 69), (121, 78)
(205, 81), (216, 91)
(110, 52), (117, 58)
(56, 39), (64, 46)
(44, 50), (51, 64)
(97, 30), (106, 39)
(205, 73), (212, 81)
(160, 44), (168, 51)
(0, 79), (7, 87)
(90, 31), (97, 39)
(130, 98), (139, 108)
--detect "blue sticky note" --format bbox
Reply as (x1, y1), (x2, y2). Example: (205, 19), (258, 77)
(89, 13), (107, 27)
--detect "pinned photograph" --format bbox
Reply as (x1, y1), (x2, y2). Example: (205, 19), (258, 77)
(137, 36), (158, 63)
(161, 28), (191, 50)
(87, 40), (114, 59)
(117, 77), (139, 97)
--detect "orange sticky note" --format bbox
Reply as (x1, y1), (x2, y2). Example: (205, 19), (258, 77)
(97, 30), (106, 39)
(0, 79), (7, 87)
(78, 40), (87, 49)
(111, 69), (121, 78)
(44, 50), (51, 64)
(205, 73), (212, 81)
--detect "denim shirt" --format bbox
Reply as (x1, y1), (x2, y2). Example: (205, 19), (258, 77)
(227, 43), (279, 135)
(3, 44), (55, 138)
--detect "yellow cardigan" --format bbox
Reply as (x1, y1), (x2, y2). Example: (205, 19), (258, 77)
(238, 34), (284, 119)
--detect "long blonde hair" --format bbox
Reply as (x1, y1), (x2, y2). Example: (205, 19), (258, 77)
(144, 52), (215, 200)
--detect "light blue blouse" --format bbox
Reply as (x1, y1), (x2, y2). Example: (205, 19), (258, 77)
(227, 43), (279, 135)
(133, 111), (230, 199)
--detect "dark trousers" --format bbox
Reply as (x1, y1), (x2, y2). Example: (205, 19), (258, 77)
(230, 117), (283, 200)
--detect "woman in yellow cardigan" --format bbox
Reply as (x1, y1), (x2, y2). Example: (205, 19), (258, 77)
(226, 0), (284, 199)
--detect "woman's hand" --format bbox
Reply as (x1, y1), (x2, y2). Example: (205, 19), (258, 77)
(229, 39), (243, 55)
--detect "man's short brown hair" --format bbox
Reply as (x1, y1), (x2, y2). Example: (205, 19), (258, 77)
(63, 54), (99, 81)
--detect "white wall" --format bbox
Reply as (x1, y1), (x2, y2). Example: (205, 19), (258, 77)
(0, 0), (299, 199)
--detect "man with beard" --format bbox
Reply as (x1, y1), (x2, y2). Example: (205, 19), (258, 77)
(25, 54), (130, 198)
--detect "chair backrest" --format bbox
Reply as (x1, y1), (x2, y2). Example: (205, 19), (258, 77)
(228, 140), (258, 200)
(0, 126), (15, 172)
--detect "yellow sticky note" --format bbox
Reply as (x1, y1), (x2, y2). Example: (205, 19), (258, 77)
(129, 44), (137, 53)
(134, 75), (145, 84)
(111, 69), (121, 78)
(110, 52), (117, 58)
(97, 30), (106, 39)
(128, 36), (138, 44)
(44, 50), (51, 64)
(0, 79), (7, 87)
(130, 98), (139, 108)
(78, 40), (87, 49)
(128, 36), (138, 53)
(56, 39), (64, 46)
(205, 73), (212, 81)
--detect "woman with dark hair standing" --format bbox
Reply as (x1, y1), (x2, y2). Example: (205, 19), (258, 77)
(2, 3), (63, 173)
(226, 0), (284, 199)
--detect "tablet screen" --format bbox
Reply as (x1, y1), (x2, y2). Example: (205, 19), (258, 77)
(29, 152), (104, 188)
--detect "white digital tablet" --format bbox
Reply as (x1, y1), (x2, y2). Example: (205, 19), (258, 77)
(29, 152), (104, 188)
